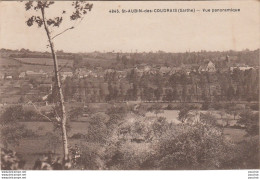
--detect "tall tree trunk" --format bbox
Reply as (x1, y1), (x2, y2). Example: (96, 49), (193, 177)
(41, 8), (69, 161)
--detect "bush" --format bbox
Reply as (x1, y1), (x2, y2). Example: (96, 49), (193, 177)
(33, 152), (68, 170)
(151, 123), (235, 169)
(188, 104), (200, 110)
(220, 137), (259, 169)
(201, 102), (210, 110)
(85, 113), (109, 143)
(69, 144), (104, 170)
(1, 124), (38, 147)
(248, 104), (259, 111)
(38, 126), (44, 131)
(165, 104), (176, 110)
(70, 133), (86, 139)
(211, 102), (224, 110)
(175, 103), (200, 110)
(21, 128), (38, 138)
(1, 148), (26, 170)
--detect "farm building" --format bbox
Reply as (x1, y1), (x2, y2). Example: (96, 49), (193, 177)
(198, 61), (216, 73)
(60, 71), (73, 80)
(5, 75), (13, 79)
(19, 72), (26, 78)
(230, 66), (254, 72)
(26, 70), (47, 78)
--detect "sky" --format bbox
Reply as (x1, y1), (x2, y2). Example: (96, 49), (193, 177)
(0, 1), (259, 53)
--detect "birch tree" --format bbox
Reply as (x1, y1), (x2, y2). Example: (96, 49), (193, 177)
(24, 1), (93, 163)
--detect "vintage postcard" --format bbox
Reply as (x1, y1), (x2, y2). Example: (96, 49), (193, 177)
(0, 0), (259, 176)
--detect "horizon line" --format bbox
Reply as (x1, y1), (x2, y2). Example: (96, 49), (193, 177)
(1, 47), (259, 54)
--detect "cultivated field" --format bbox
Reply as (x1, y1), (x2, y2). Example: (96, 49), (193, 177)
(0, 57), (21, 67)
(15, 58), (74, 67)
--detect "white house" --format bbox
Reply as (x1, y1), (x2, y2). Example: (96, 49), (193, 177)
(230, 66), (254, 72)
(19, 72), (26, 78)
(60, 71), (73, 80)
(5, 75), (12, 79)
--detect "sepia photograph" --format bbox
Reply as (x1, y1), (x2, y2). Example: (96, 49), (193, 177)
(0, 0), (259, 173)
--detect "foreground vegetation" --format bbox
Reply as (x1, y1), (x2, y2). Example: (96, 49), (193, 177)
(1, 103), (259, 170)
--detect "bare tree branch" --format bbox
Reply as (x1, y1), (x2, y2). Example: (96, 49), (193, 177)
(58, 62), (69, 72)
(52, 16), (84, 40)
(51, 105), (61, 122)
(26, 100), (52, 122)
(24, 97), (61, 123)
(52, 26), (74, 40)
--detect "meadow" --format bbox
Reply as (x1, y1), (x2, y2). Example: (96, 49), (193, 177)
(0, 57), (21, 67)
(15, 58), (74, 67)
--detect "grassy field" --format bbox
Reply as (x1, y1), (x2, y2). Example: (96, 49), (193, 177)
(13, 137), (87, 169)
(146, 110), (180, 123)
(0, 57), (72, 72)
(1, 56), (116, 72)
(15, 58), (74, 67)
(15, 122), (91, 169)
(82, 57), (116, 68)
(0, 57), (21, 67)
(223, 128), (247, 142)
(20, 122), (89, 137)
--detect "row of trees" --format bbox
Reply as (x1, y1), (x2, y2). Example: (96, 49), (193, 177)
(59, 67), (259, 103)
(112, 49), (259, 69)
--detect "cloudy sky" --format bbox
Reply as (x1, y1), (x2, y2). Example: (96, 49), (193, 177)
(0, 1), (259, 53)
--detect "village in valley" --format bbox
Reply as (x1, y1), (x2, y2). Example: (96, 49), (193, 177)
(1, 48), (258, 105)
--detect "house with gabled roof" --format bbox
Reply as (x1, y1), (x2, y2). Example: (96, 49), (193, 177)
(198, 61), (216, 73)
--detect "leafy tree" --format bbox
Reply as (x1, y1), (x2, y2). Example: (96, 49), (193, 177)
(132, 83), (139, 101)
(25, 1), (93, 162)
(86, 113), (109, 143)
(148, 104), (164, 118)
(0, 106), (37, 148)
(201, 101), (210, 110)
(227, 85), (235, 101)
(131, 103), (148, 117)
(154, 87), (163, 101)
(172, 87), (179, 102)
(98, 83), (106, 102)
(0, 105), (24, 125)
(73, 55), (83, 70)
(18, 96), (26, 103)
(107, 83), (119, 101)
(68, 107), (84, 121)
(238, 110), (259, 136)
(63, 78), (74, 101)
(142, 87), (154, 102)
(178, 105), (190, 123)
(181, 84), (187, 102)
(218, 109), (226, 126)
(163, 89), (173, 102)
(225, 103), (242, 121)
(199, 112), (218, 126)
(153, 123), (234, 170)
(1, 148), (26, 170)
